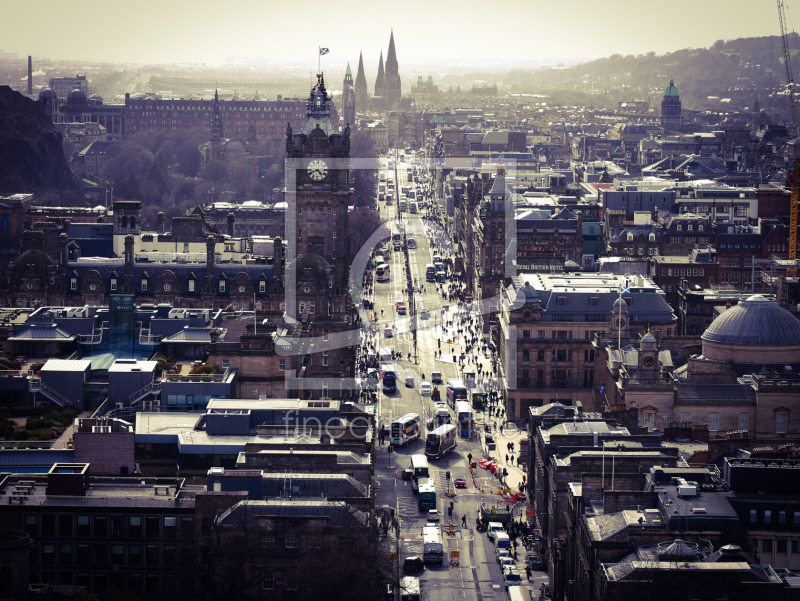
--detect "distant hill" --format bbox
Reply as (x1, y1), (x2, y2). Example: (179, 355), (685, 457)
(495, 34), (799, 114)
(0, 85), (82, 195)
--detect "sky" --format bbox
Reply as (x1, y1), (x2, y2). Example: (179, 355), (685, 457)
(2, 0), (789, 72)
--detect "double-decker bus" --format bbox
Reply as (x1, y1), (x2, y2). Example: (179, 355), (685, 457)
(433, 404), (450, 426)
(446, 379), (467, 408)
(417, 478), (436, 510)
(455, 401), (474, 438)
(425, 264), (436, 282)
(381, 363), (397, 392)
(425, 424), (457, 460)
(421, 525), (444, 563)
(391, 413), (421, 446)
(410, 454), (429, 479)
(375, 263), (390, 282)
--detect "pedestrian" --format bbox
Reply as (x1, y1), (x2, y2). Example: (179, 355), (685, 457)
(505, 454), (509, 464)
(526, 565), (532, 581)
(461, 515), (467, 528)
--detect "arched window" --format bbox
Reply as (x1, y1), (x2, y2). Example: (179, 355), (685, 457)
(121, 216), (127, 229)
(649, 233), (656, 242)
(627, 232), (634, 242)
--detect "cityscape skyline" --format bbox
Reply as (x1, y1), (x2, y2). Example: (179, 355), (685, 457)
(3, 0), (785, 70)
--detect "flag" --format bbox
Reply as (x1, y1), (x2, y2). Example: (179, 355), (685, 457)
(620, 286), (630, 295)
(319, 47), (329, 56)
(600, 384), (605, 395)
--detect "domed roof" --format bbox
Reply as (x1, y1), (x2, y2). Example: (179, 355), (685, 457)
(641, 332), (657, 344)
(38, 87), (56, 100)
(702, 295), (800, 346)
(664, 79), (679, 97)
(67, 88), (87, 104)
(223, 138), (245, 152)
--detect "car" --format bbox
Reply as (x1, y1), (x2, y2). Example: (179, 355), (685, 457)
(401, 468), (413, 481)
(427, 509), (439, 522)
(405, 376), (415, 388)
(403, 556), (424, 573)
(431, 371), (443, 384)
(420, 382), (432, 396)
(496, 546), (512, 564)
(454, 477), (467, 488)
(420, 308), (429, 320)
(502, 567), (522, 588)
(384, 326), (393, 338)
(499, 556), (515, 571)
(485, 433), (496, 451)
(396, 301), (406, 314)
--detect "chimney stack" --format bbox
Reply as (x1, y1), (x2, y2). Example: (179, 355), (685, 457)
(27, 56), (32, 95)
(156, 212), (165, 235)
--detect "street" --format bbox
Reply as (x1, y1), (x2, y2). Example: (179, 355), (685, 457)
(359, 152), (550, 601)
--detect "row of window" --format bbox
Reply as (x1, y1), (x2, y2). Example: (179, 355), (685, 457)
(33, 569), (192, 595)
(24, 513), (193, 539)
(36, 541), (192, 567)
(70, 277), (268, 294)
(662, 267), (706, 277)
(751, 510), (800, 526)
(761, 538), (800, 554)
(663, 411), (787, 434)
(521, 349), (596, 363)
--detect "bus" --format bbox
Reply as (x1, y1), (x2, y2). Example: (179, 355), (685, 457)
(417, 479), (436, 510)
(433, 404), (450, 426)
(399, 576), (421, 601)
(407, 236), (416, 249)
(410, 454), (429, 479)
(470, 387), (487, 410)
(409, 201), (417, 214)
(421, 525), (444, 563)
(375, 263), (390, 282)
(425, 424), (457, 460)
(463, 367), (476, 389)
(382, 363), (397, 392)
(391, 413), (421, 446)
(446, 379), (467, 407)
(425, 264), (436, 282)
(455, 401), (474, 438)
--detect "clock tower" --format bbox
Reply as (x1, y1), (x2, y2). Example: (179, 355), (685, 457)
(284, 73), (356, 400)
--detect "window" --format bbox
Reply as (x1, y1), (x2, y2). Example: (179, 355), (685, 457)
(285, 535), (298, 549)
(129, 516), (142, 538)
(322, 351), (329, 367)
(188, 279), (195, 292)
(262, 535), (275, 548)
(762, 539), (773, 553)
(777, 413), (787, 434)
(110, 278), (117, 291)
(259, 280), (266, 293)
(322, 381), (328, 397)
(538, 330), (545, 339)
(738, 412), (748, 431)
(218, 279), (226, 293)
(279, 359), (286, 371)
(765, 510), (772, 523)
(709, 412), (719, 431)
(71, 277), (77, 291)
(749, 509), (758, 522)
(94, 515), (107, 537)
(627, 232), (634, 242)
(680, 412), (691, 423)
(523, 330), (530, 339)
(323, 329), (329, 342)
(285, 571), (297, 590)
(522, 350), (530, 361)
(309, 539), (321, 550)
(537, 350), (545, 361)
(779, 511), (787, 525)
(141, 278), (148, 292)
(77, 515), (89, 537)
(557, 296), (567, 306)
(261, 571), (275, 590)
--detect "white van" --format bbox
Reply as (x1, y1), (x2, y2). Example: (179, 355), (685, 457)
(379, 347), (392, 363)
(487, 521), (505, 541)
(494, 531), (511, 550)
(507, 586), (527, 601)
(502, 568), (522, 588)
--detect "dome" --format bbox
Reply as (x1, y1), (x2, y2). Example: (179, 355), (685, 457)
(67, 88), (87, 105)
(641, 332), (657, 344)
(702, 295), (800, 346)
(223, 138), (245, 152)
(613, 297), (626, 308)
(664, 79), (679, 97)
(38, 87), (56, 100)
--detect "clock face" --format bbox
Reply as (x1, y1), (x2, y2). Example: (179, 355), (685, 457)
(616, 318), (625, 328)
(307, 159), (328, 181)
(163, 284), (171, 292)
(89, 284), (97, 291)
(238, 286), (246, 293)
(643, 356), (655, 367)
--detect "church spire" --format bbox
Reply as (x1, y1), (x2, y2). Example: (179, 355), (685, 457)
(386, 30), (398, 76)
(210, 88), (223, 141)
(354, 51), (368, 110)
(375, 51), (385, 97)
(383, 31), (401, 108)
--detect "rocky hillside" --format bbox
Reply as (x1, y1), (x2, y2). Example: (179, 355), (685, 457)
(0, 85), (82, 194)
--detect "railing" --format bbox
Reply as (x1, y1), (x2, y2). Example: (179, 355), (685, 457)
(29, 378), (79, 408)
(123, 381), (162, 406)
(162, 367), (232, 384)
(139, 329), (162, 345)
(77, 324), (105, 344)
(0, 370), (30, 378)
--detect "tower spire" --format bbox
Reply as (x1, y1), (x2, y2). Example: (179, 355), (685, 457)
(210, 88), (223, 141)
(375, 51), (385, 97)
(355, 51), (368, 110)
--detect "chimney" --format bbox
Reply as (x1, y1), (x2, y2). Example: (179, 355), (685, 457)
(27, 56), (32, 95)
(20, 230), (44, 253)
(206, 235), (216, 276)
(156, 212), (165, 235)
(227, 212), (235, 237)
(124, 234), (134, 277)
(58, 232), (68, 268)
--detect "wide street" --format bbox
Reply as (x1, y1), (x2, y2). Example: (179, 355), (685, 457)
(358, 152), (550, 601)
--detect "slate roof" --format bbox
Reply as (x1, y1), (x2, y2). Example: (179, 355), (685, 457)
(674, 383), (756, 404)
(702, 295), (800, 346)
(9, 323), (75, 342)
(162, 327), (213, 344)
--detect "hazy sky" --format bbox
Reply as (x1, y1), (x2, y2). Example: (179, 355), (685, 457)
(3, 0), (787, 71)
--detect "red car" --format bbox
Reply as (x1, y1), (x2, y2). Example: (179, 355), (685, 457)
(454, 477), (467, 488)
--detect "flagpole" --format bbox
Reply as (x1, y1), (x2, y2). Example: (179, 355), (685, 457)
(318, 47), (320, 74)
(617, 289), (622, 351)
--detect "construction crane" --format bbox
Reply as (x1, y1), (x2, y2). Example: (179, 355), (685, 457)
(778, 0), (800, 274)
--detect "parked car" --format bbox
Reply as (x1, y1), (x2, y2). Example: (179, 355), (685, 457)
(454, 477), (467, 488)
(503, 567), (522, 588)
(499, 556), (515, 571)
(427, 509), (439, 521)
(403, 556), (424, 573)
(420, 382), (432, 396)
(405, 376), (415, 388)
